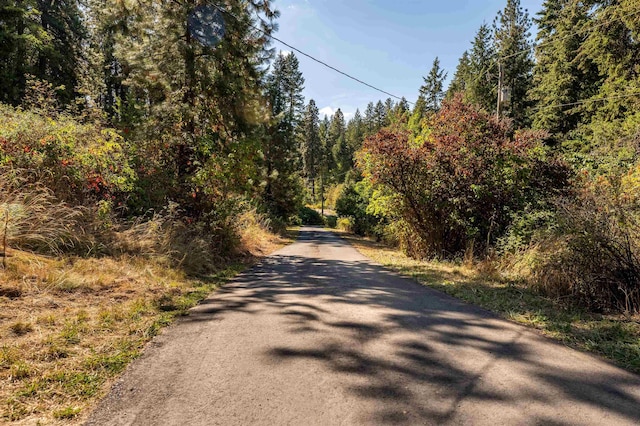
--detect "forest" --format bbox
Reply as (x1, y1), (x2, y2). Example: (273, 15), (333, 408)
(1, 0), (640, 420)
(1, 0), (640, 312)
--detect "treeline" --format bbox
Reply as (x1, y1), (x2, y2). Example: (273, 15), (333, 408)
(334, 0), (640, 314)
(0, 0), (332, 270)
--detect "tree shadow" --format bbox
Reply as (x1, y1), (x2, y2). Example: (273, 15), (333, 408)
(185, 228), (640, 424)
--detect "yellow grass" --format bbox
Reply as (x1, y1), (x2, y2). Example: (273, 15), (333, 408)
(0, 227), (295, 424)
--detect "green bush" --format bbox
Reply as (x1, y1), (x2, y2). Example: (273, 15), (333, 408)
(297, 206), (323, 225)
(0, 104), (135, 205)
(324, 215), (337, 228)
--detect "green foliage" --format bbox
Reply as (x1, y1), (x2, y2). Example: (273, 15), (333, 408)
(357, 95), (570, 258)
(335, 180), (383, 237)
(297, 206), (323, 226)
(0, 104), (135, 203)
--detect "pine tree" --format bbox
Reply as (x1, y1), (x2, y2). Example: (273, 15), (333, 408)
(0, 1), (56, 105)
(34, 0), (86, 104)
(493, 0), (534, 127)
(263, 51), (306, 218)
(364, 102), (376, 135)
(467, 24), (496, 112)
(420, 57), (447, 113)
(374, 100), (387, 131)
(329, 108), (349, 180)
(300, 99), (321, 194)
(530, 0), (598, 138)
(447, 51), (471, 98)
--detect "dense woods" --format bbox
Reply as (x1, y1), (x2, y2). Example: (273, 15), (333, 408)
(1, 0), (640, 314)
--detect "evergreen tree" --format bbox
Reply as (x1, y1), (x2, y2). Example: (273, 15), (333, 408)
(300, 99), (321, 194)
(493, 0), (534, 127)
(374, 100), (387, 131)
(364, 101), (376, 135)
(447, 51), (471, 98)
(263, 51), (305, 218)
(34, 0), (86, 104)
(329, 108), (349, 180)
(531, 0), (598, 138)
(346, 109), (365, 152)
(420, 57), (447, 113)
(467, 24), (496, 112)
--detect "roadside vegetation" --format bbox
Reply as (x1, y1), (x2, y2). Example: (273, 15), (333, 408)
(2, 0), (640, 421)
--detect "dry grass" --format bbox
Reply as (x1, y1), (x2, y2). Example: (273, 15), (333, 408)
(0, 227), (296, 424)
(340, 231), (640, 375)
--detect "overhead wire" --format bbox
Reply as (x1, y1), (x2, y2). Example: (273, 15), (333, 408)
(531, 91), (640, 111)
(209, 3), (414, 105)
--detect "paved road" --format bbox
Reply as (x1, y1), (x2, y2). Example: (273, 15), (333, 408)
(87, 227), (640, 425)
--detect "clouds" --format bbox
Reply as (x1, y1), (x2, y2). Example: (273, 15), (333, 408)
(319, 106), (337, 118)
(279, 50), (292, 57)
(319, 106), (354, 120)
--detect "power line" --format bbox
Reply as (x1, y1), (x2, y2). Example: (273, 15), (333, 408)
(209, 3), (414, 105)
(500, 7), (640, 62)
(531, 91), (640, 111)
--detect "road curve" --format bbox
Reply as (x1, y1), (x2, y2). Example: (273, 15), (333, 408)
(87, 227), (640, 425)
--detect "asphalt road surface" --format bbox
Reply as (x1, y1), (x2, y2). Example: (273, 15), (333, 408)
(87, 227), (640, 425)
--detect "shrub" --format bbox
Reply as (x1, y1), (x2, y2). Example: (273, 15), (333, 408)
(529, 169), (640, 314)
(335, 180), (384, 237)
(0, 104), (135, 206)
(297, 206), (323, 225)
(324, 215), (337, 228)
(357, 95), (570, 258)
(337, 217), (354, 232)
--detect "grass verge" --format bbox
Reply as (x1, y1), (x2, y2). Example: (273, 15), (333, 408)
(0, 230), (296, 425)
(340, 232), (640, 375)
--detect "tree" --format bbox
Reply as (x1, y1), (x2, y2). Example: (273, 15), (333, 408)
(300, 99), (321, 195)
(493, 0), (534, 127)
(329, 108), (349, 180)
(364, 102), (376, 135)
(447, 51), (471, 98)
(420, 57), (447, 113)
(263, 51), (306, 218)
(467, 24), (497, 112)
(530, 0), (598, 139)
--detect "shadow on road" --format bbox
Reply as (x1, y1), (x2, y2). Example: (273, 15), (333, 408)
(186, 228), (640, 424)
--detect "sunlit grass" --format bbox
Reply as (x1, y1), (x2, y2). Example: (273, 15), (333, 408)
(0, 227), (295, 424)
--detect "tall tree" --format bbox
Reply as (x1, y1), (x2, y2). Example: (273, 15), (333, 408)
(493, 0), (534, 127)
(467, 24), (497, 112)
(530, 0), (599, 138)
(447, 51), (471, 98)
(300, 99), (321, 195)
(420, 57), (448, 113)
(329, 108), (350, 180)
(263, 51), (305, 218)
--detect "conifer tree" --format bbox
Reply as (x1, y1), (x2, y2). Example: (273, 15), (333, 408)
(467, 24), (496, 112)
(447, 51), (471, 98)
(493, 0), (534, 127)
(420, 57), (447, 113)
(531, 0), (598, 138)
(263, 51), (305, 218)
(300, 99), (321, 195)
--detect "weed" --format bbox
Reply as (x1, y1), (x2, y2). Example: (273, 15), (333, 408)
(53, 406), (81, 419)
(10, 321), (34, 336)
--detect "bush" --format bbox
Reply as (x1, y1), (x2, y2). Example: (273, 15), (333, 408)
(297, 206), (323, 225)
(337, 217), (354, 232)
(324, 215), (337, 228)
(335, 180), (383, 237)
(0, 104), (135, 205)
(528, 169), (640, 314)
(357, 95), (570, 258)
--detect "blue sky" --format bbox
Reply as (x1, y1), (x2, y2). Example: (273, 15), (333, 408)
(273, 0), (545, 119)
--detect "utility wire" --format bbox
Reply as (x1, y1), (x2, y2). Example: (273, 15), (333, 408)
(531, 91), (640, 111)
(210, 3), (414, 105)
(500, 7), (640, 61)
